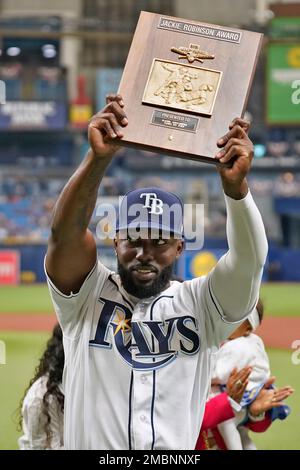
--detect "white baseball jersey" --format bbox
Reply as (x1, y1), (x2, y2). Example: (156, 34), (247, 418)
(46, 261), (244, 450)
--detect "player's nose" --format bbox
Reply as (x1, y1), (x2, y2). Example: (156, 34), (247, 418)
(135, 241), (155, 263)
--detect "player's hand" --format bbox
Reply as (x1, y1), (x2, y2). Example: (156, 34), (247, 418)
(215, 118), (254, 199)
(229, 117), (250, 134)
(249, 377), (294, 416)
(227, 366), (252, 403)
(88, 94), (128, 158)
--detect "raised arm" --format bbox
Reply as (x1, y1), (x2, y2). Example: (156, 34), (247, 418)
(45, 95), (128, 294)
(210, 119), (268, 321)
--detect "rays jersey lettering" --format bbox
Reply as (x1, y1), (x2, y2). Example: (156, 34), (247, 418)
(89, 298), (200, 370)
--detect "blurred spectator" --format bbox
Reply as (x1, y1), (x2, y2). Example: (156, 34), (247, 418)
(267, 141), (290, 158)
(274, 172), (300, 197)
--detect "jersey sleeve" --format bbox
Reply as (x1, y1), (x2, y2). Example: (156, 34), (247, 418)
(209, 191), (268, 322)
(188, 274), (246, 347)
(44, 257), (111, 339)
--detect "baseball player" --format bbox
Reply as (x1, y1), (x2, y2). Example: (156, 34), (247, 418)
(45, 94), (268, 450)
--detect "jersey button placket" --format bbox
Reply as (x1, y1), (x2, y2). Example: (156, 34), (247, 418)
(132, 370), (154, 450)
(131, 303), (154, 449)
(141, 374), (147, 384)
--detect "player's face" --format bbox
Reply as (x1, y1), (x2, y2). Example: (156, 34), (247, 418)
(114, 233), (184, 298)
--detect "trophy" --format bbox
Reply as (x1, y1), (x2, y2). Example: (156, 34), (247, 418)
(117, 12), (263, 165)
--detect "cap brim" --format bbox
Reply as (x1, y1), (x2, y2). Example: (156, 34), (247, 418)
(116, 222), (183, 239)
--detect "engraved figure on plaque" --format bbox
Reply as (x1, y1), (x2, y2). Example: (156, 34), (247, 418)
(143, 59), (222, 116)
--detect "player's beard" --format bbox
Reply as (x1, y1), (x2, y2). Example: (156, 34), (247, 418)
(117, 260), (174, 299)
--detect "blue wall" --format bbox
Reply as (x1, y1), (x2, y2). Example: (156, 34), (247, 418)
(1, 243), (300, 283)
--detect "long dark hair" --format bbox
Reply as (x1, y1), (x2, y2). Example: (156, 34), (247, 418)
(18, 323), (65, 447)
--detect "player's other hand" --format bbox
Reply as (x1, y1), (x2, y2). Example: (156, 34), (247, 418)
(88, 94), (128, 158)
(215, 118), (253, 200)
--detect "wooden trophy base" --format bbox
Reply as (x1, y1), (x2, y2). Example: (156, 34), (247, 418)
(117, 12), (263, 165)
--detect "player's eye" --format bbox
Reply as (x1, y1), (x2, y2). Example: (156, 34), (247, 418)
(127, 236), (140, 244)
(155, 238), (167, 246)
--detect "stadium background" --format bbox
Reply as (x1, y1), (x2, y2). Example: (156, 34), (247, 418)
(0, 0), (299, 450)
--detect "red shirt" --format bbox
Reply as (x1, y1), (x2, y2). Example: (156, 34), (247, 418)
(195, 393), (272, 450)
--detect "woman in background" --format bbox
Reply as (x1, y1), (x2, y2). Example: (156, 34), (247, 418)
(18, 323), (64, 450)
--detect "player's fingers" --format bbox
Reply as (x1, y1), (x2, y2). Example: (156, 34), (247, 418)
(105, 112), (125, 138)
(106, 101), (128, 126)
(216, 144), (246, 164)
(229, 118), (250, 133)
(89, 117), (117, 140)
(106, 93), (124, 107)
(102, 119), (120, 139)
(216, 137), (245, 161)
(93, 101), (127, 127)
(90, 112), (124, 138)
(217, 125), (246, 148)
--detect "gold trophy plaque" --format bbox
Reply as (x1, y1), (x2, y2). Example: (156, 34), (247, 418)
(117, 12), (263, 164)
(143, 59), (222, 117)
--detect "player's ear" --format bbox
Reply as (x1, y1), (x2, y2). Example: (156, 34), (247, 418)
(114, 236), (118, 250)
(175, 239), (184, 258)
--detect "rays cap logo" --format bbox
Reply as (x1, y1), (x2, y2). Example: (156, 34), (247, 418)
(116, 187), (184, 240)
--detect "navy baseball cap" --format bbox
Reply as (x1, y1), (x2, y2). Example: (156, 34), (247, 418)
(116, 187), (184, 238)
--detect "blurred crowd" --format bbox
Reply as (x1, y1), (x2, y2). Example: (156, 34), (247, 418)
(1, 172), (300, 244)
(0, 176), (61, 242)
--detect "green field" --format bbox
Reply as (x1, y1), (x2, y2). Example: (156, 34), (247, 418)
(260, 284), (300, 317)
(0, 282), (299, 317)
(0, 333), (299, 450)
(250, 349), (300, 450)
(0, 331), (50, 450)
(0, 285), (53, 314)
(0, 282), (299, 450)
